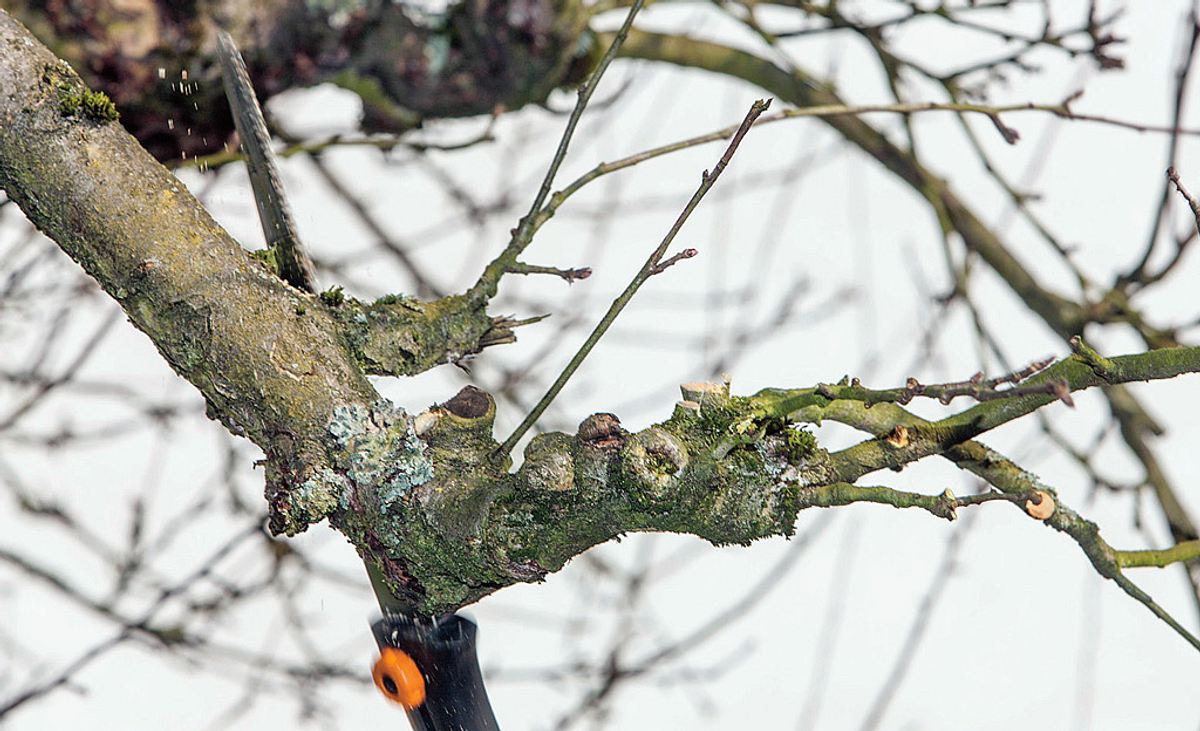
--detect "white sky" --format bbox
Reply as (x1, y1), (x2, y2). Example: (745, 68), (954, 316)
(2, 1), (1199, 729)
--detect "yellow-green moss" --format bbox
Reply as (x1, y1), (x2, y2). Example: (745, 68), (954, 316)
(250, 247), (280, 277)
(57, 84), (119, 121)
(781, 427), (817, 462)
(319, 285), (346, 307)
(42, 62), (119, 122)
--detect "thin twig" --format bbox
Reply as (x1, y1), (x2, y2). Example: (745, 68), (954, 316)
(1118, 7), (1200, 288)
(1167, 166), (1200, 234)
(178, 126), (496, 172)
(522, 96), (1200, 244)
(508, 262), (593, 283)
(815, 357), (1073, 408)
(495, 99), (772, 457)
(472, 0), (647, 299)
(648, 247), (697, 275)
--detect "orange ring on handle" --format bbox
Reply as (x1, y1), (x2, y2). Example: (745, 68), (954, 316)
(372, 647), (426, 709)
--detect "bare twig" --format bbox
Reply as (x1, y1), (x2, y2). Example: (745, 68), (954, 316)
(1118, 7), (1200, 288)
(508, 262), (593, 283)
(472, 0), (647, 299)
(648, 247), (697, 275)
(495, 99), (771, 457)
(522, 94), (1200, 247)
(1167, 166), (1200, 234)
(815, 357), (1073, 408)
(179, 125), (496, 172)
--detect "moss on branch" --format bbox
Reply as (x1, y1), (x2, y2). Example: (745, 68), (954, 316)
(0, 12), (510, 541)
(332, 341), (1200, 615)
(762, 367), (1200, 650)
(752, 344), (1200, 483)
(339, 385), (827, 613)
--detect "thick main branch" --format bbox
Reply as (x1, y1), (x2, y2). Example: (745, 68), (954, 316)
(0, 11), (499, 536)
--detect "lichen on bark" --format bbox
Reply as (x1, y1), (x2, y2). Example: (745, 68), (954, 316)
(339, 384), (829, 614)
(330, 292), (499, 376)
(275, 400), (435, 535)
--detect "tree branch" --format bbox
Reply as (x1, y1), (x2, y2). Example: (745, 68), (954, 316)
(5, 9), (1200, 654)
(0, 11), (502, 538)
(1116, 541), (1200, 570)
(613, 26), (1200, 619)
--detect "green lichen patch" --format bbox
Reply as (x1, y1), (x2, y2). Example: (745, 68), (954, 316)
(328, 401), (433, 515)
(333, 293), (495, 377)
(285, 468), (345, 527)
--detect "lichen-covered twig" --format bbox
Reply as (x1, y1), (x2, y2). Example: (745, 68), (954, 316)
(944, 440), (1200, 652)
(779, 374), (1200, 651)
(813, 356), (1070, 407)
(767, 342), (1200, 485)
(794, 482), (1019, 520)
(325, 294), (506, 375)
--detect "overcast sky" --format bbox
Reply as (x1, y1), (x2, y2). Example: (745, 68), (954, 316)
(2, 1), (1199, 729)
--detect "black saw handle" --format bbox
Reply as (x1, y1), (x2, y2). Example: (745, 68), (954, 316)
(371, 613), (501, 731)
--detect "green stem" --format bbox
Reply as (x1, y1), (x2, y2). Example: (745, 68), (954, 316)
(796, 482), (1019, 520)
(1116, 540), (1200, 569)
